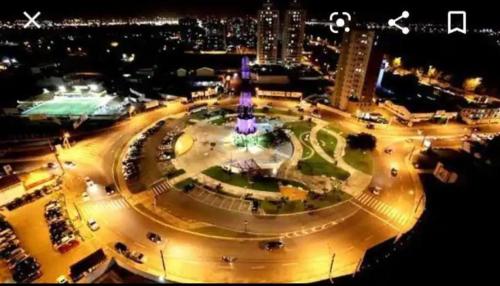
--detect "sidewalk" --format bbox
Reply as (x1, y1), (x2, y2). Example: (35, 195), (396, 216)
(309, 121), (372, 197)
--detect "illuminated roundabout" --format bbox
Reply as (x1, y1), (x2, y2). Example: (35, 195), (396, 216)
(94, 100), (426, 283)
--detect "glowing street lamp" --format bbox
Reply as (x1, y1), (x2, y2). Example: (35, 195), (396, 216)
(63, 132), (71, 149)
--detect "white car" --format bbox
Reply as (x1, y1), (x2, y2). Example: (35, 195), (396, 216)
(56, 275), (69, 284)
(87, 218), (100, 231)
(371, 186), (382, 196)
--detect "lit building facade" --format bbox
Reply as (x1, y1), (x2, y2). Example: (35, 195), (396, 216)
(257, 0), (280, 64)
(282, 0), (306, 65)
(332, 30), (376, 111)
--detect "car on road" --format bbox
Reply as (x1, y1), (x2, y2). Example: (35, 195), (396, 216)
(263, 240), (284, 251)
(56, 275), (69, 284)
(370, 186), (382, 196)
(391, 168), (398, 177)
(84, 177), (94, 188)
(47, 162), (58, 169)
(87, 218), (100, 231)
(146, 232), (162, 244)
(221, 256), (237, 263)
(63, 161), (76, 169)
(105, 185), (116, 195)
(114, 242), (128, 254)
(81, 192), (89, 201)
(128, 251), (146, 264)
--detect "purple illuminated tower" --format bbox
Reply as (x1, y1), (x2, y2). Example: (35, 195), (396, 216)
(235, 57), (257, 135)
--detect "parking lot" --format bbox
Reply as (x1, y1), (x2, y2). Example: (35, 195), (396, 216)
(2, 194), (95, 283)
(186, 187), (254, 214)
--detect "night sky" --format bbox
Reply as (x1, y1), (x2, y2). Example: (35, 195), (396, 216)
(0, 0), (497, 27)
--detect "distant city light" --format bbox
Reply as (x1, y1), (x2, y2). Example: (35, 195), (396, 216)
(110, 41), (119, 47)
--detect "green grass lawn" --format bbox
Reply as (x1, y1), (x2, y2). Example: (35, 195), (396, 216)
(326, 123), (343, 134)
(202, 166), (309, 193)
(203, 166), (280, 192)
(189, 109), (209, 120)
(284, 121), (315, 138)
(23, 98), (102, 116)
(284, 121), (316, 160)
(343, 148), (373, 174)
(300, 133), (313, 159)
(298, 153), (350, 180)
(261, 200), (304, 214)
(317, 130), (338, 157)
(260, 189), (351, 214)
(209, 116), (229, 126)
(254, 107), (294, 116)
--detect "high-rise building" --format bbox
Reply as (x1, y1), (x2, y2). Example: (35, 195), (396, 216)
(179, 17), (199, 47)
(204, 18), (226, 51)
(332, 30), (378, 111)
(257, 0), (280, 64)
(282, 0), (306, 65)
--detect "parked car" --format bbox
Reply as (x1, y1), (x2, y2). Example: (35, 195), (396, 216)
(251, 200), (259, 213)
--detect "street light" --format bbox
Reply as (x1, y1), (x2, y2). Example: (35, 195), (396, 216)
(159, 241), (168, 281)
(63, 132), (71, 149)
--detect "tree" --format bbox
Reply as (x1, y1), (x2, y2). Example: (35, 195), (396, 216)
(347, 133), (377, 150)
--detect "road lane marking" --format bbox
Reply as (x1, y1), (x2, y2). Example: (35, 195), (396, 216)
(251, 265), (266, 270)
(228, 199), (235, 209)
(282, 262), (298, 266)
(350, 201), (402, 232)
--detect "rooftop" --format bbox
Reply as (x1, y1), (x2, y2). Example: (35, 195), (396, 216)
(0, 175), (21, 190)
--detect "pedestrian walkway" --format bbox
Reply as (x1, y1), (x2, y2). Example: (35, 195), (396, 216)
(186, 187), (256, 214)
(309, 121), (372, 197)
(151, 180), (171, 197)
(81, 198), (129, 216)
(355, 192), (409, 227)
